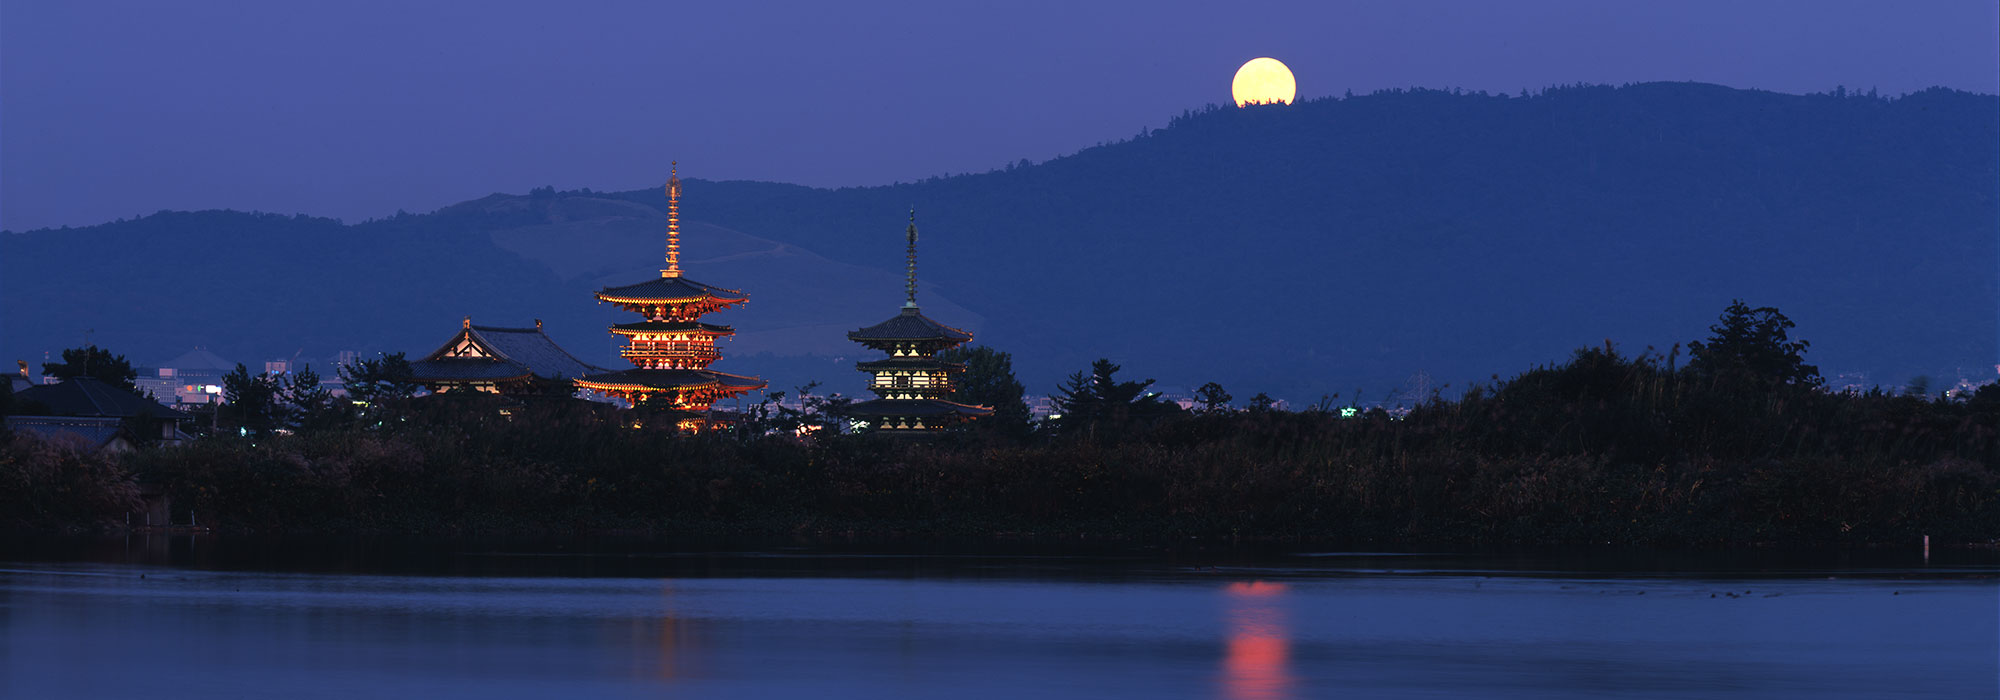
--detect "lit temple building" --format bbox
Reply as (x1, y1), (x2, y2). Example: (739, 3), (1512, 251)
(408, 318), (608, 395)
(574, 166), (765, 429)
(841, 211), (991, 434)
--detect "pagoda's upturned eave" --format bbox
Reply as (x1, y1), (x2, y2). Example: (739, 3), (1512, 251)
(846, 310), (974, 343)
(855, 358), (966, 372)
(609, 321), (735, 335)
(842, 398), (994, 418)
(595, 275), (748, 305)
(575, 369), (767, 393)
(597, 292), (749, 307)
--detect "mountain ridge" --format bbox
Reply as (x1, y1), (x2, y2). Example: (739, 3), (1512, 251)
(5, 82), (1994, 400)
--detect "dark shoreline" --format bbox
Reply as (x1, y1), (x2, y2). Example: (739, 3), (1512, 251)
(7, 350), (1996, 549)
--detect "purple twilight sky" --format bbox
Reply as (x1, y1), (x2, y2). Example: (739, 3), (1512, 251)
(2, 0), (1995, 232)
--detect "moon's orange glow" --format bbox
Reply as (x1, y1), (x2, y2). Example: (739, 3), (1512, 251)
(1231, 58), (1297, 107)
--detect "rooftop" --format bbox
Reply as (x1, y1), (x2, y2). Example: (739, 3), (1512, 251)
(11, 377), (190, 421)
(597, 276), (747, 305)
(848, 307), (974, 343)
(842, 397), (993, 418)
(411, 322), (610, 383)
(576, 368), (766, 392)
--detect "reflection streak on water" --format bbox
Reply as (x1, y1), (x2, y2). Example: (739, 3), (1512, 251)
(1222, 581), (1294, 700)
(3, 546), (1996, 700)
(658, 581), (679, 682)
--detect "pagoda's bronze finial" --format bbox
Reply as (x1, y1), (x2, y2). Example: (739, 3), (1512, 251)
(904, 208), (919, 308)
(663, 161), (682, 278)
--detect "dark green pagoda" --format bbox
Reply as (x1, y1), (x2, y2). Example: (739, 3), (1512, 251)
(840, 211), (992, 434)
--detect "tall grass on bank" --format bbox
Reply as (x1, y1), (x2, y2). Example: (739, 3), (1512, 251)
(6, 348), (1997, 545)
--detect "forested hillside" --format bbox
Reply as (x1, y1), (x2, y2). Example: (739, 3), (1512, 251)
(5, 83), (1992, 400)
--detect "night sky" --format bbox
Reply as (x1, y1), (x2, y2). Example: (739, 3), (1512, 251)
(3, 0), (1995, 232)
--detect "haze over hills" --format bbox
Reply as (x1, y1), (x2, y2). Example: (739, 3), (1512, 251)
(4, 82), (1994, 402)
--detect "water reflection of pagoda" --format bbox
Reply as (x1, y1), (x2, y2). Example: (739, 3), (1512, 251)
(841, 211), (991, 434)
(574, 165), (765, 430)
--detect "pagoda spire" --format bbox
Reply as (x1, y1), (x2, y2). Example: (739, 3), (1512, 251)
(663, 162), (682, 278)
(903, 208), (919, 308)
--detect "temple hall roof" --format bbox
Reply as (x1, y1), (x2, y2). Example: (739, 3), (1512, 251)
(848, 307), (974, 343)
(411, 322), (610, 384)
(406, 358), (533, 383)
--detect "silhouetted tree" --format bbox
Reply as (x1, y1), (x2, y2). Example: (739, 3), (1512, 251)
(1193, 382), (1233, 415)
(1052, 359), (1177, 438)
(776, 381), (845, 434)
(938, 345), (1032, 437)
(221, 364), (283, 438)
(283, 364), (344, 432)
(0, 374), (12, 429)
(339, 353), (418, 417)
(1905, 376), (1933, 398)
(42, 345), (138, 393)
(1684, 300), (1821, 389)
(1248, 393), (1278, 413)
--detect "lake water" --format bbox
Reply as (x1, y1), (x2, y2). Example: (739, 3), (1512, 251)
(2, 538), (1994, 699)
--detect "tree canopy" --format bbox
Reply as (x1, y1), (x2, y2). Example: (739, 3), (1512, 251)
(1685, 300), (1821, 389)
(41, 345), (138, 393)
(1052, 358), (1179, 438)
(938, 345), (1031, 437)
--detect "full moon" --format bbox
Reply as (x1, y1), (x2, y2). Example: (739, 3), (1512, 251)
(1231, 57), (1297, 107)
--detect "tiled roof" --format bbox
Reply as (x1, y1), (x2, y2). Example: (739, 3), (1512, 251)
(610, 321), (735, 334)
(160, 347), (237, 372)
(408, 358), (533, 382)
(848, 307), (974, 342)
(412, 323), (609, 384)
(854, 357), (966, 372)
(577, 368), (766, 391)
(469, 325), (608, 380)
(841, 398), (993, 418)
(12, 378), (189, 420)
(597, 276), (746, 304)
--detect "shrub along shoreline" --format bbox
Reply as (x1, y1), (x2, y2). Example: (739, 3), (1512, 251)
(4, 345), (1996, 547)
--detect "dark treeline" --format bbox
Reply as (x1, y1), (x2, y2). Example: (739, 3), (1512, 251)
(3, 303), (1995, 546)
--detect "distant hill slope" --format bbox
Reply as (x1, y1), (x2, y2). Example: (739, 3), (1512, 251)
(4, 83), (1994, 400)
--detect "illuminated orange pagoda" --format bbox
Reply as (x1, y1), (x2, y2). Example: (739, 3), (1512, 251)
(574, 165), (766, 429)
(841, 211), (991, 434)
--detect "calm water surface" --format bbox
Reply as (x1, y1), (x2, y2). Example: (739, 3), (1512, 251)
(2, 538), (1993, 699)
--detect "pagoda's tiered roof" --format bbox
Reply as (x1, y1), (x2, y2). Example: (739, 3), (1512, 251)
(848, 307), (974, 343)
(843, 398), (992, 419)
(575, 368), (766, 393)
(609, 320), (735, 335)
(596, 276), (747, 306)
(855, 357), (965, 372)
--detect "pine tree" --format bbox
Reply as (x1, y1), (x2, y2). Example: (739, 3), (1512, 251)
(42, 345), (139, 393)
(1685, 300), (1821, 389)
